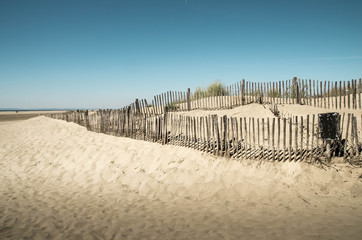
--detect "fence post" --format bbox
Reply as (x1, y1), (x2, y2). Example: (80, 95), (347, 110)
(242, 79), (245, 105)
(223, 115), (230, 157)
(326, 140), (331, 163)
(343, 113), (351, 161)
(293, 77), (300, 104)
(162, 107), (168, 145)
(213, 115), (221, 156)
(187, 88), (191, 111)
(85, 110), (90, 130)
(127, 106), (131, 137)
(135, 99), (141, 115)
(353, 79), (357, 109)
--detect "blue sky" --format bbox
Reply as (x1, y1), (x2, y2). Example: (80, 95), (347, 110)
(1, 0), (361, 109)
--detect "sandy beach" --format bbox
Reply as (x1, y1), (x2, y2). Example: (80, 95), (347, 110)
(1, 116), (361, 239)
(2, 0), (361, 238)
(0, 111), (65, 122)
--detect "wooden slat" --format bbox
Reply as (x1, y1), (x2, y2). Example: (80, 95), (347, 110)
(272, 118), (275, 161)
(311, 80), (315, 107)
(257, 118), (260, 149)
(359, 79), (361, 109)
(283, 118), (286, 162)
(234, 117), (239, 156)
(339, 81), (342, 109)
(252, 117), (256, 159)
(344, 113), (351, 160)
(327, 81), (330, 109)
(277, 117), (280, 161)
(244, 117), (248, 159)
(289, 117), (293, 161)
(335, 81), (338, 109)
(344, 81), (346, 108)
(262, 118), (265, 159)
(267, 117), (270, 161)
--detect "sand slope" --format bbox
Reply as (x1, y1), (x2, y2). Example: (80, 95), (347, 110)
(0, 117), (361, 239)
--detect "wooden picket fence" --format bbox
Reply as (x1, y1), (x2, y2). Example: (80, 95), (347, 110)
(47, 109), (361, 163)
(122, 77), (362, 116)
(45, 77), (362, 163)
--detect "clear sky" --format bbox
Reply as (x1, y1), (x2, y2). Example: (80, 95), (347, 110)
(1, 0), (362, 109)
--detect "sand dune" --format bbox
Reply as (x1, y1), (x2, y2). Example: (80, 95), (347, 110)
(0, 117), (361, 239)
(175, 103), (362, 119)
(176, 103), (276, 119)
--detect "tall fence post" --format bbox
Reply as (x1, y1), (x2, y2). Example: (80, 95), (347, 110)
(85, 110), (90, 130)
(293, 77), (300, 104)
(135, 99), (140, 115)
(126, 106), (131, 137)
(241, 79), (245, 105)
(187, 88), (191, 111)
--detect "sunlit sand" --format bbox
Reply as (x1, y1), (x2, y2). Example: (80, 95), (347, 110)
(0, 112), (361, 239)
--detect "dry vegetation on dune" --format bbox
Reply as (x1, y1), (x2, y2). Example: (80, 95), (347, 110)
(0, 116), (362, 239)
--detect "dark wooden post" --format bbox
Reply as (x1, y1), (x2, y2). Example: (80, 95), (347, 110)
(135, 99), (140, 115)
(294, 77), (300, 104)
(242, 79), (245, 105)
(187, 88), (191, 111)
(85, 110), (90, 130)
(126, 106), (131, 137)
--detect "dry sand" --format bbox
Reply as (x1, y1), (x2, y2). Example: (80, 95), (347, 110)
(1, 116), (362, 239)
(176, 103), (276, 119)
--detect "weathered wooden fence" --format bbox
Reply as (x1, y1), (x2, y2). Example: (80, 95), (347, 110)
(48, 109), (361, 163)
(120, 77), (362, 115)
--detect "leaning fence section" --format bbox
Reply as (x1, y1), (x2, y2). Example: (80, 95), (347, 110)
(48, 110), (361, 163)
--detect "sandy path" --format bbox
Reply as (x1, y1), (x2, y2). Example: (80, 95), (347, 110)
(0, 117), (361, 239)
